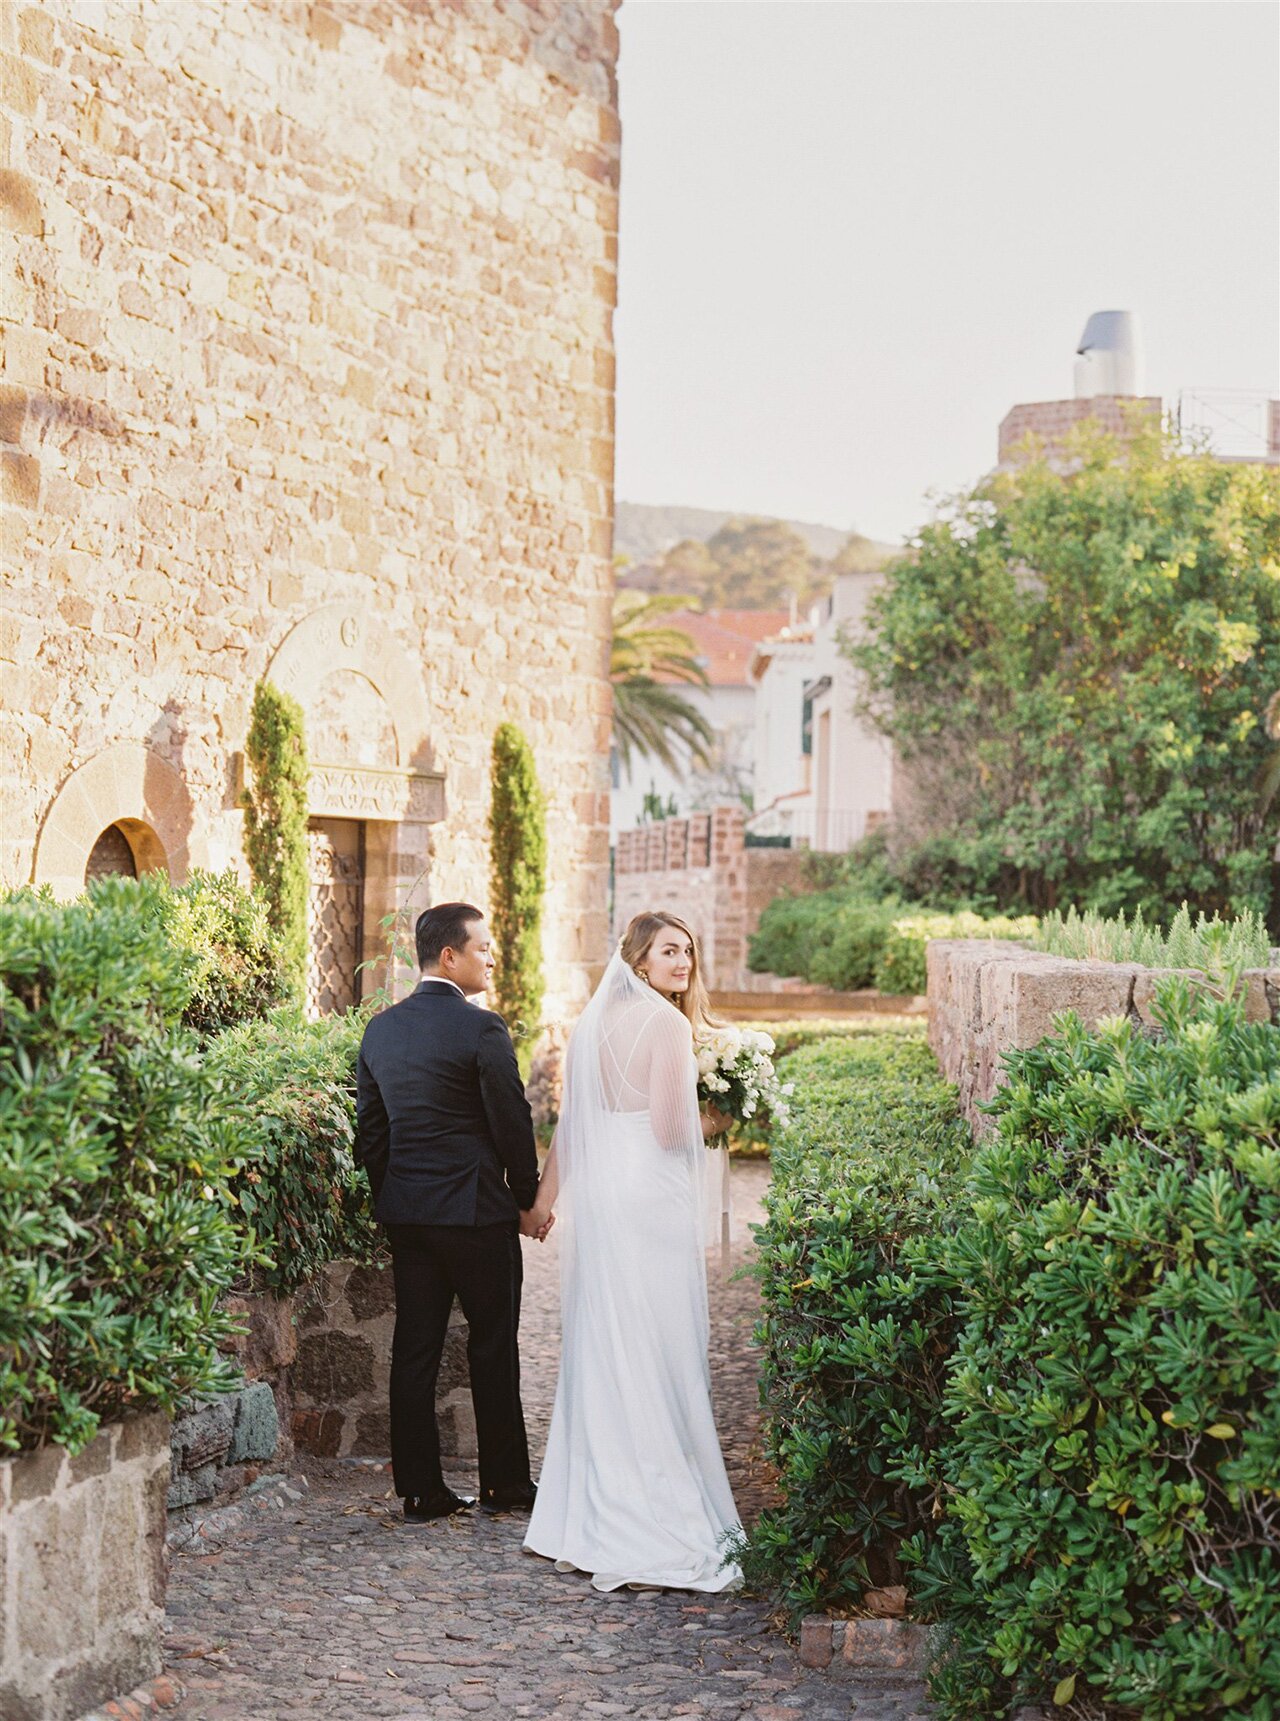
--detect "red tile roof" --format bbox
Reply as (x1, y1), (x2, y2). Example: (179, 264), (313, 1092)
(659, 609), (791, 686)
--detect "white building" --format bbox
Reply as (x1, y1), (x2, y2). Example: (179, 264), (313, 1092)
(610, 609), (789, 840)
(748, 570), (893, 851)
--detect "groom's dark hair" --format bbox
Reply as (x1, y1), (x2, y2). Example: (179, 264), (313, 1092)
(416, 902), (484, 970)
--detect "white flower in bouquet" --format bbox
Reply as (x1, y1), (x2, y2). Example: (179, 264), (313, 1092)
(693, 1023), (790, 1146)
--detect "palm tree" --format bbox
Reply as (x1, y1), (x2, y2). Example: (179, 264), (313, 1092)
(611, 591), (715, 776)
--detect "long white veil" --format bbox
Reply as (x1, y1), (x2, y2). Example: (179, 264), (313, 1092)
(555, 951), (724, 1307)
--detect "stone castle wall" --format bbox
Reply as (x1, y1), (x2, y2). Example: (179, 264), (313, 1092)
(1, 0), (620, 1010)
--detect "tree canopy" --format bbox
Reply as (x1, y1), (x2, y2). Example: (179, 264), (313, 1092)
(849, 421), (1280, 925)
(611, 591), (714, 776)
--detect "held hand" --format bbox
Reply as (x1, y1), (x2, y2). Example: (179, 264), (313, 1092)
(701, 1105), (733, 1140)
(520, 1203), (556, 1242)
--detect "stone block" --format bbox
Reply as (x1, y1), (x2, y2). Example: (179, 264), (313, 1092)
(1010, 957), (1137, 1049)
(165, 1464), (218, 1510)
(116, 1411), (168, 1464)
(171, 1399), (234, 1472)
(69, 1428), (115, 1485)
(0, 168), (42, 234)
(10, 1441), (65, 1503)
(345, 1261), (396, 1321)
(353, 1408), (391, 1454)
(227, 1382), (279, 1465)
(293, 1330), (377, 1400)
(14, 1493), (96, 1661)
(842, 1617), (933, 1675)
(1, 448), (38, 508)
(219, 1291), (297, 1376)
(1130, 966), (1204, 1029)
(798, 1616), (833, 1669)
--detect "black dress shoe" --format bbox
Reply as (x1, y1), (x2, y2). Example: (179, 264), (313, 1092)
(480, 1483), (538, 1514)
(403, 1489), (476, 1521)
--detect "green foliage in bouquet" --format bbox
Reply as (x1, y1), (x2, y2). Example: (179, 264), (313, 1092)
(488, 721), (546, 1063)
(0, 883), (251, 1454)
(242, 679), (310, 1003)
(916, 985), (1280, 1719)
(745, 1033), (973, 1622)
(208, 1009), (381, 1295)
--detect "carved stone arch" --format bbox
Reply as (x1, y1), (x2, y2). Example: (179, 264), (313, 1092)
(264, 604), (444, 825)
(33, 743), (206, 899)
(265, 605), (433, 773)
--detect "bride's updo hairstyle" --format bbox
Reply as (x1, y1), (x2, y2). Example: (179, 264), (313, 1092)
(619, 910), (716, 1034)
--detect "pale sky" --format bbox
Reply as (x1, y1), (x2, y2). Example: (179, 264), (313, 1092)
(613, 0), (1280, 546)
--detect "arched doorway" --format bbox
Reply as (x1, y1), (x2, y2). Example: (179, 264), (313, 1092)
(33, 745), (203, 899)
(263, 606), (445, 1012)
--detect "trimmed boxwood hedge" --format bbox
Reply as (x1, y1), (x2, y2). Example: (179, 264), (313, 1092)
(749, 987), (1280, 1720)
(745, 1031), (974, 1617)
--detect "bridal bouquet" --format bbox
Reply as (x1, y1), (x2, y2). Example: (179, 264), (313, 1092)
(694, 1025), (792, 1148)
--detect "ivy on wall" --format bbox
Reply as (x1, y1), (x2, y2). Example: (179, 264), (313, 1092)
(242, 680), (310, 1004)
(488, 721), (546, 1064)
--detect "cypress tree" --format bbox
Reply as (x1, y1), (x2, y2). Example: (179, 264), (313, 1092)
(242, 680), (310, 1005)
(488, 722), (546, 1063)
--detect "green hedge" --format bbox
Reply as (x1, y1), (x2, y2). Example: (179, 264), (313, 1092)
(748, 889), (909, 990)
(0, 883), (252, 1454)
(749, 991), (1280, 1719)
(746, 1033), (974, 1619)
(874, 911), (1038, 996)
(749, 889), (1034, 994)
(917, 985), (1280, 1720)
(209, 1009), (381, 1294)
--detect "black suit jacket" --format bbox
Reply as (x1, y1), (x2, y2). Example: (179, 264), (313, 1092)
(355, 980), (539, 1227)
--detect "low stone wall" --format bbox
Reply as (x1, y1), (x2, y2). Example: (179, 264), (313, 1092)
(166, 1290), (296, 1513)
(928, 939), (1280, 1132)
(291, 1259), (474, 1462)
(1, 1413), (169, 1721)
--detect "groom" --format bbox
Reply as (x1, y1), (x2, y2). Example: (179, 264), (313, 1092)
(355, 901), (546, 1521)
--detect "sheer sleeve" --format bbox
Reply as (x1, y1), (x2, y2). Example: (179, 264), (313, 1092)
(644, 1006), (701, 1153)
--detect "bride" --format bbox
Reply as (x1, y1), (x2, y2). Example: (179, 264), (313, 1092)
(523, 910), (743, 1592)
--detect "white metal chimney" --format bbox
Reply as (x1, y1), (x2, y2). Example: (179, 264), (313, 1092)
(1073, 310), (1143, 398)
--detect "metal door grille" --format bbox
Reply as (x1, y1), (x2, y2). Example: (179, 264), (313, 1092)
(306, 822), (364, 1017)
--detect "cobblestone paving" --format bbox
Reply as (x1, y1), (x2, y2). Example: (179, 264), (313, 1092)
(162, 1161), (932, 1720)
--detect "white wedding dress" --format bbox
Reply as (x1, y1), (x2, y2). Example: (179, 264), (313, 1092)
(524, 954), (743, 1592)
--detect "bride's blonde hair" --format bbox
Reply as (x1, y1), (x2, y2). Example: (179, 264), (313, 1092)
(619, 910), (717, 1033)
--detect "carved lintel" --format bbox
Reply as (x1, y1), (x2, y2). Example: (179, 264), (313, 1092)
(308, 762), (446, 823)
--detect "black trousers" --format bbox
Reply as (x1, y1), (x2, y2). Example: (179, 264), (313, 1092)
(385, 1220), (531, 1501)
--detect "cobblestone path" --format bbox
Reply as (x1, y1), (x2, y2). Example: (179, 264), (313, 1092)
(161, 1161), (932, 1720)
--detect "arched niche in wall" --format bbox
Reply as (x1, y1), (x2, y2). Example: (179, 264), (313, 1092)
(32, 743), (205, 900)
(264, 604), (445, 823)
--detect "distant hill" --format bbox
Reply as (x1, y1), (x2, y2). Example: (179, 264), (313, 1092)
(614, 501), (856, 566)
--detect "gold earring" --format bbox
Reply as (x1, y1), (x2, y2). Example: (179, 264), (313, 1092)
(635, 966), (648, 982)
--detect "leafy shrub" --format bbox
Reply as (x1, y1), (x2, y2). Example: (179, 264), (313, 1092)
(162, 868), (290, 1036)
(874, 911), (1038, 996)
(1034, 902), (1274, 971)
(208, 1009), (381, 1295)
(749, 889), (907, 989)
(917, 985), (1280, 1719)
(0, 883), (251, 1454)
(746, 1033), (973, 1622)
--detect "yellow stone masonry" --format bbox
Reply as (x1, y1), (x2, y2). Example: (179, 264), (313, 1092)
(0, 0), (620, 1012)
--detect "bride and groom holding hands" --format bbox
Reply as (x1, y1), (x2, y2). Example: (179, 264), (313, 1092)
(355, 900), (743, 1592)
